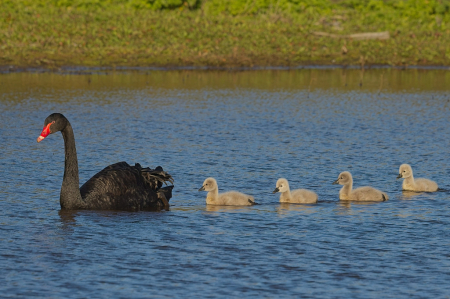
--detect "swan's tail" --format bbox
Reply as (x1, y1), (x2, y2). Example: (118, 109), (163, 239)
(249, 199), (258, 205)
(158, 185), (175, 202)
(135, 163), (174, 188)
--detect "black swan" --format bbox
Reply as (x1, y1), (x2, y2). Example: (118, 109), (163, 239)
(37, 113), (174, 211)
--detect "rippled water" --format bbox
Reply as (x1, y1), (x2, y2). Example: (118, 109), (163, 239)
(1, 69), (450, 298)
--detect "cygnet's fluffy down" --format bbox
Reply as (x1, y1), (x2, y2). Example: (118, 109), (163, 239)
(273, 178), (318, 204)
(397, 164), (438, 192)
(332, 171), (388, 202)
(198, 177), (256, 206)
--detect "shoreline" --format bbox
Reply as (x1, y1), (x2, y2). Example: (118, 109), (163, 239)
(2, 64), (450, 75)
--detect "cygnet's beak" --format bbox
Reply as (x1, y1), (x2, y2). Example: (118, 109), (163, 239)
(272, 187), (279, 194)
(332, 179), (340, 185)
(198, 186), (205, 191)
(396, 174), (402, 179)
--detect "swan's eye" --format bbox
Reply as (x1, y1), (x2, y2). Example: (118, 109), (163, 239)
(403, 171), (406, 172)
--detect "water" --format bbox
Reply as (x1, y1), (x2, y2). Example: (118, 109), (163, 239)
(1, 69), (450, 298)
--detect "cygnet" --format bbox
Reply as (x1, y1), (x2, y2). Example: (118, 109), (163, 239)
(273, 178), (318, 204)
(332, 171), (388, 201)
(198, 177), (256, 206)
(397, 164), (438, 192)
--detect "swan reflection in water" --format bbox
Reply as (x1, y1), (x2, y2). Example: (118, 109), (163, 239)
(399, 190), (442, 200)
(205, 205), (256, 212)
(58, 210), (141, 231)
(58, 210), (79, 232)
(276, 203), (316, 215)
(400, 190), (425, 199)
(333, 200), (386, 215)
(337, 200), (384, 209)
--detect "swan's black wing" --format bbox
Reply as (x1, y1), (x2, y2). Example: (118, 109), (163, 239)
(80, 162), (174, 211)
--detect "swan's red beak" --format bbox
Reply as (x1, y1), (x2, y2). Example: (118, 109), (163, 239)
(37, 122), (53, 143)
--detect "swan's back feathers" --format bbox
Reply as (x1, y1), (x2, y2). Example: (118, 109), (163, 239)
(404, 178), (438, 192)
(218, 191), (255, 206)
(80, 162), (174, 211)
(351, 186), (388, 202)
(290, 189), (319, 203)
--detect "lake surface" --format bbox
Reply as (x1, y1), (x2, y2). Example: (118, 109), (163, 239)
(1, 69), (450, 298)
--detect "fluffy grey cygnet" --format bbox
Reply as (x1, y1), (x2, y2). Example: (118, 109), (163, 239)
(397, 164), (438, 192)
(273, 178), (318, 204)
(332, 171), (388, 202)
(198, 177), (256, 206)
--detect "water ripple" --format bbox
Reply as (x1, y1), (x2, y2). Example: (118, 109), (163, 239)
(1, 70), (450, 298)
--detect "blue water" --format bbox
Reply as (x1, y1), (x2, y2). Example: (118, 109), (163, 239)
(1, 70), (450, 298)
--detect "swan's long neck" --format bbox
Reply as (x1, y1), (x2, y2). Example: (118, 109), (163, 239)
(404, 173), (415, 188)
(206, 188), (219, 204)
(340, 181), (353, 197)
(60, 123), (84, 209)
(280, 188), (292, 202)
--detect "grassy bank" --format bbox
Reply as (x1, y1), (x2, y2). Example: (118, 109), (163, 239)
(1, 0), (450, 68)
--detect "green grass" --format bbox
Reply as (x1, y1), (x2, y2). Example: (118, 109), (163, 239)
(1, 0), (450, 68)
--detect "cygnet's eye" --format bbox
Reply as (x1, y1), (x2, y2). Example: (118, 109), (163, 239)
(403, 170), (406, 173)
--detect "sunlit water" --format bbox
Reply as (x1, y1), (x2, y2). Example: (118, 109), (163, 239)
(1, 69), (450, 298)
